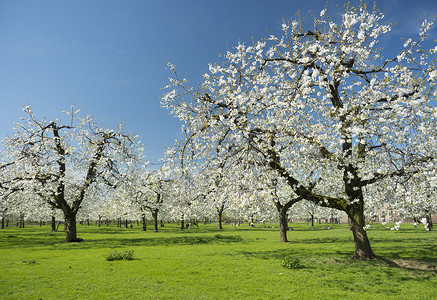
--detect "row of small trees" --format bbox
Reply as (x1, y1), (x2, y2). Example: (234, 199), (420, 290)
(2, 153), (431, 233)
(0, 147), (344, 229)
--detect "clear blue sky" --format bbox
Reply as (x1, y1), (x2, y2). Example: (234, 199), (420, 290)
(1, 0), (436, 166)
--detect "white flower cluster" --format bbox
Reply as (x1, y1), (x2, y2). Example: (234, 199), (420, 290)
(421, 218), (430, 231)
(391, 221), (401, 231)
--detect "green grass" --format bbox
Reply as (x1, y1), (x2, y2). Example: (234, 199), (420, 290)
(0, 222), (436, 299)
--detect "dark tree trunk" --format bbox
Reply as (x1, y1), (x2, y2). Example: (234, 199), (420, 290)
(65, 213), (82, 243)
(217, 210), (223, 230)
(51, 216), (56, 231)
(125, 219), (128, 229)
(311, 214), (314, 227)
(152, 209), (159, 233)
(426, 214), (433, 230)
(160, 219), (164, 227)
(250, 214), (255, 226)
(273, 195), (302, 243)
(141, 214), (147, 231)
(217, 205), (224, 230)
(180, 214), (185, 230)
(86, 219), (90, 226)
(348, 209), (375, 260)
(1, 216), (4, 229)
(19, 213), (25, 228)
(279, 207), (288, 243)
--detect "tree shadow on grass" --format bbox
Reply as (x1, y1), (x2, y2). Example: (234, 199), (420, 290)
(236, 247), (352, 262)
(232, 235), (436, 265)
(0, 232), (65, 248)
(0, 233), (244, 250)
(377, 256), (437, 269)
(84, 234), (243, 249)
(374, 246), (437, 264)
(234, 248), (437, 283)
(291, 237), (352, 244)
(370, 234), (437, 263)
(372, 256), (437, 282)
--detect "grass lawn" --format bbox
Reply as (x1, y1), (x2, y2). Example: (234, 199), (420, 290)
(0, 222), (436, 299)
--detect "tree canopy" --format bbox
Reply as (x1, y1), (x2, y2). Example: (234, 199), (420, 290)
(162, 3), (437, 259)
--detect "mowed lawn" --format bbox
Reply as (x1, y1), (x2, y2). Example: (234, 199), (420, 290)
(0, 222), (436, 299)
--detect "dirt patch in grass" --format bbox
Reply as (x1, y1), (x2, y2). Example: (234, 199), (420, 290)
(393, 259), (437, 271)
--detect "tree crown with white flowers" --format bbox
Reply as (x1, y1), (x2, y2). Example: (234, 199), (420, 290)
(162, 3), (437, 259)
(1, 105), (142, 241)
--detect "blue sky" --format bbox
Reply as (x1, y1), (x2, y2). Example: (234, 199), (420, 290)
(1, 0), (436, 166)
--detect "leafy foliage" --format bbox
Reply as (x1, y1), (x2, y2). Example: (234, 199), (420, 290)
(104, 249), (135, 261)
(281, 256), (304, 269)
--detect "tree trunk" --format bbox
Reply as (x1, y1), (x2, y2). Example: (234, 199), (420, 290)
(141, 214), (147, 231)
(250, 214), (255, 227)
(217, 204), (225, 230)
(311, 214), (314, 227)
(152, 209), (159, 233)
(348, 210), (375, 260)
(20, 214), (25, 228)
(279, 207), (288, 243)
(1, 216), (4, 229)
(51, 216), (56, 231)
(65, 213), (82, 243)
(180, 214), (185, 230)
(217, 210), (223, 230)
(426, 214), (433, 230)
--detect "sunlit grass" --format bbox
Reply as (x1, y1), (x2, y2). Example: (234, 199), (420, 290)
(0, 222), (435, 299)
